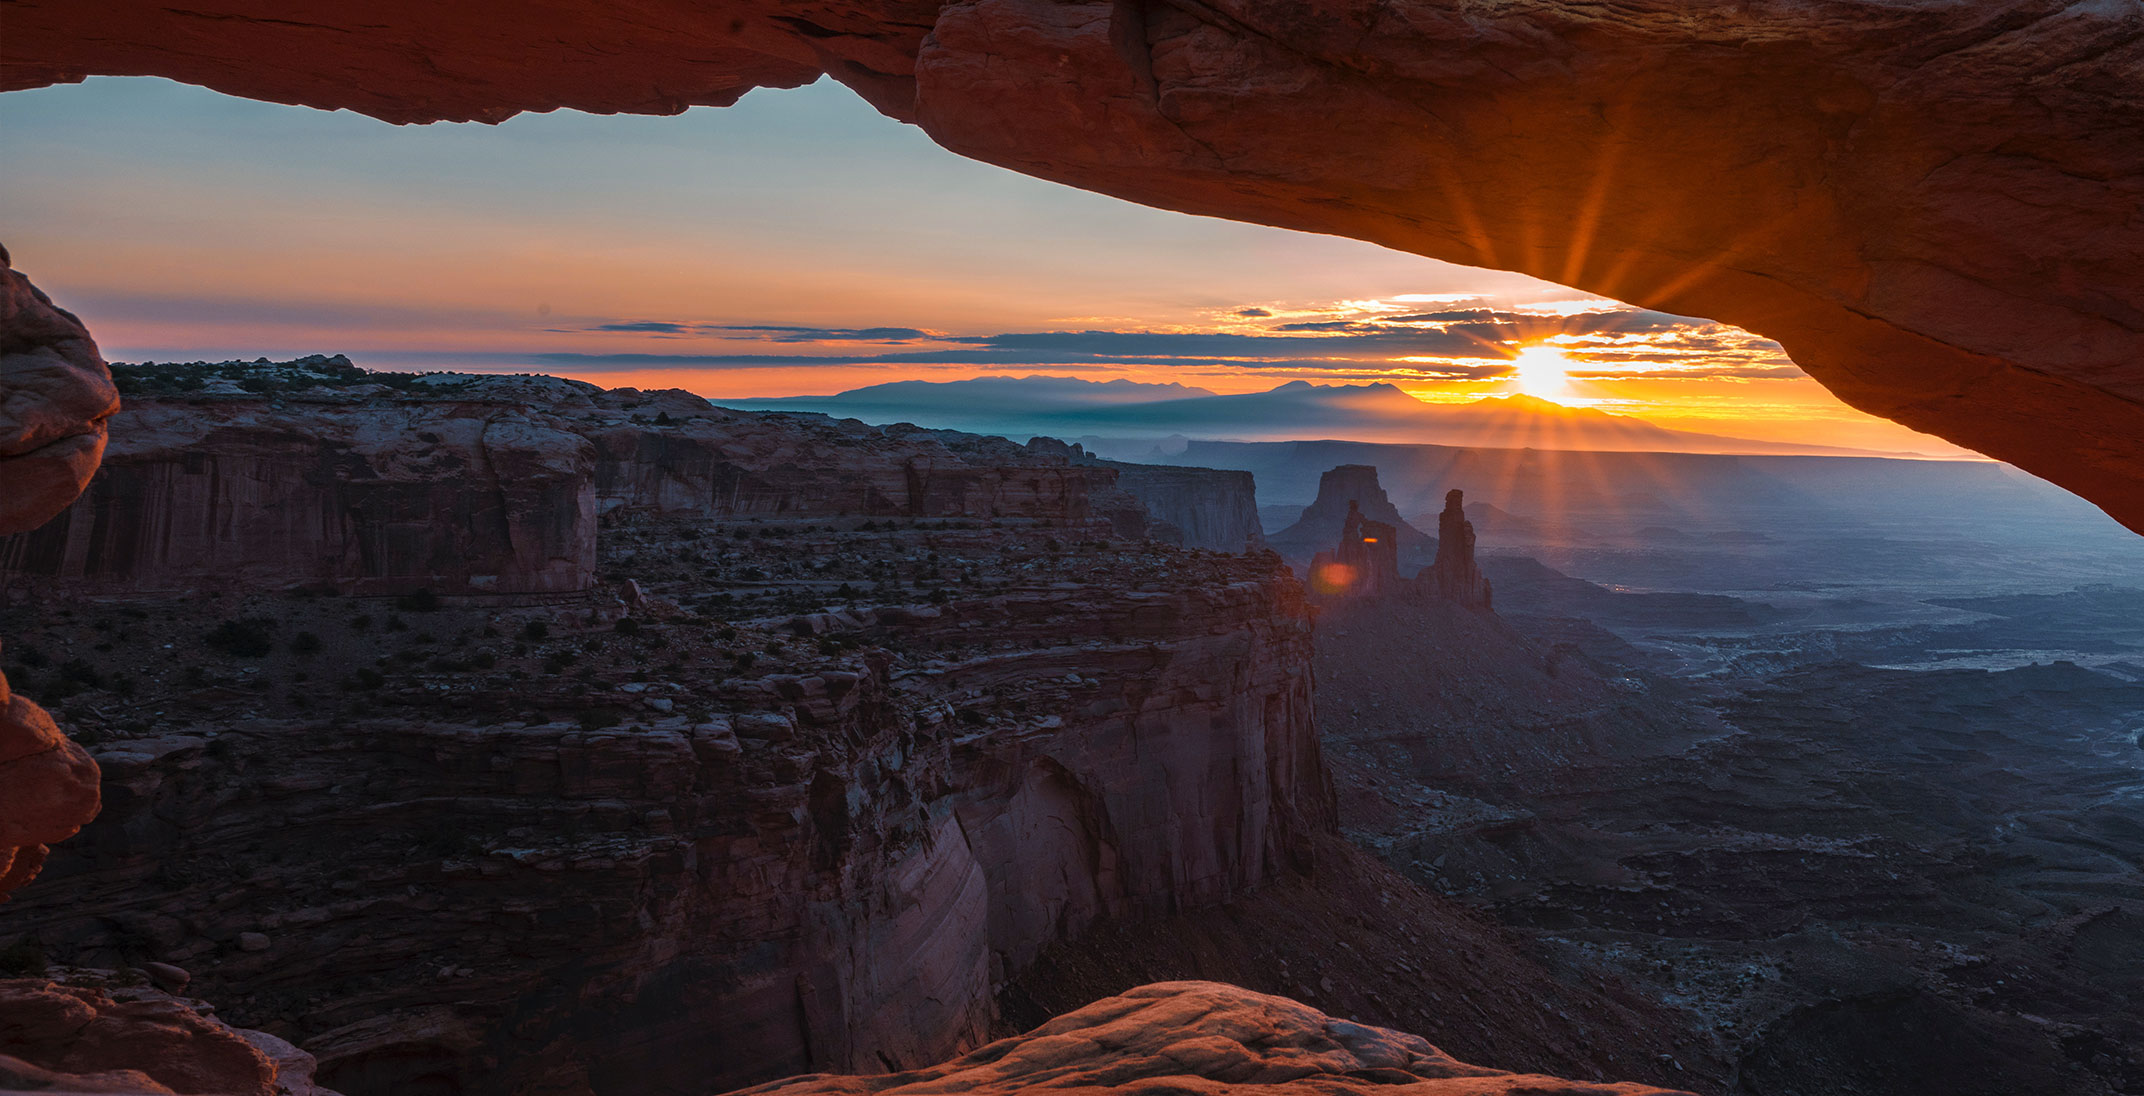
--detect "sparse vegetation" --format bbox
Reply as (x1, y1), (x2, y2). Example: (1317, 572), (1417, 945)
(205, 617), (277, 658)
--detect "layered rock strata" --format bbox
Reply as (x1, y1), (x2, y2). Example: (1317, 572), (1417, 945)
(0, 359), (1128, 597)
(4, 4), (2140, 530)
(736, 981), (1694, 1096)
(2, 529), (1326, 1095)
(1101, 462), (1264, 553)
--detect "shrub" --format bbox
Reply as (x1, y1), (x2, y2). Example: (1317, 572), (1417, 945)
(521, 621), (550, 641)
(205, 617), (277, 658)
(612, 617), (641, 636)
(57, 658), (103, 688)
(395, 588), (441, 612)
(577, 708), (624, 730)
(289, 631), (323, 656)
(348, 667), (386, 691)
(349, 613), (373, 631)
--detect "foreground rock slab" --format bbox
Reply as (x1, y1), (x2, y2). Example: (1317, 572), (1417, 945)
(732, 981), (1693, 1096)
(0, 969), (343, 1096)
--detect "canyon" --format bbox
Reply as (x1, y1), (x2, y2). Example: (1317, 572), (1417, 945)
(3, 266), (2142, 1094)
(3, 3), (2140, 533)
(3, 3), (2143, 1086)
(0, 338), (1704, 1095)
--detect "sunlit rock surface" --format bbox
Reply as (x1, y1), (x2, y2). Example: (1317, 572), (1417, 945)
(0, 253), (108, 904)
(0, 672), (100, 903)
(730, 981), (1694, 1096)
(0, 247), (115, 538)
(0, 969), (344, 1096)
(5, 3), (2140, 528)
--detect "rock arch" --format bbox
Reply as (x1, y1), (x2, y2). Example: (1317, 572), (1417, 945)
(4, 0), (2141, 529)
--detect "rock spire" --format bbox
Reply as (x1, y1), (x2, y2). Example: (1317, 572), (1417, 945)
(1426, 489), (1493, 610)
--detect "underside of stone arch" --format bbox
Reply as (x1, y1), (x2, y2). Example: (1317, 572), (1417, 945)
(4, 0), (2140, 530)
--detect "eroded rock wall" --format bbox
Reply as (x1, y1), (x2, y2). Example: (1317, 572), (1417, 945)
(1103, 462), (1264, 553)
(1, 564), (1324, 1095)
(0, 372), (1129, 597)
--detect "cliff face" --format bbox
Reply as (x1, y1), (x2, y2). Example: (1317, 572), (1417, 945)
(0, 363), (1130, 597)
(1270, 465), (1434, 573)
(1102, 463), (1264, 553)
(7, 5), (2141, 531)
(3, 533), (1325, 1095)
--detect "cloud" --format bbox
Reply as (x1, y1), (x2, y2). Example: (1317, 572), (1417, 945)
(593, 321), (694, 333)
(442, 304), (1804, 384)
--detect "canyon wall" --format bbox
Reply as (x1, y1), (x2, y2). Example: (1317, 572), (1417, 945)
(1103, 462), (1264, 553)
(4, 4), (2139, 532)
(2, 543), (1325, 1094)
(0, 364), (1132, 597)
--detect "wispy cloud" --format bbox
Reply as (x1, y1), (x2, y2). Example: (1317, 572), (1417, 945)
(549, 303), (1795, 383)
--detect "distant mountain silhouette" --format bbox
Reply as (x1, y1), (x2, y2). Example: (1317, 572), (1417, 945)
(727, 374), (1216, 419)
(717, 375), (1892, 457)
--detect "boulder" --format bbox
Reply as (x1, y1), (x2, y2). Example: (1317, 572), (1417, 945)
(0, 246), (117, 538)
(729, 981), (1694, 1096)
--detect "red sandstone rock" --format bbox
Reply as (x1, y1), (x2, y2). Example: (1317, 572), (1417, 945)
(1424, 490), (1491, 610)
(0, 672), (101, 904)
(0, 363), (1135, 596)
(0, 247), (116, 538)
(6, 557), (1329, 1094)
(1311, 500), (1402, 598)
(1273, 465), (1435, 577)
(0, 973), (343, 1096)
(729, 981), (1694, 1096)
(0, 254), (113, 902)
(3, 5), (2139, 529)
(1101, 462), (1263, 552)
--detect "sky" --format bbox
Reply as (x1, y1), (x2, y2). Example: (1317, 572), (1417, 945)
(1, 76), (1975, 456)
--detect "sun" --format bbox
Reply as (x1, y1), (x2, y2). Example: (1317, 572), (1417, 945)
(1509, 344), (1575, 401)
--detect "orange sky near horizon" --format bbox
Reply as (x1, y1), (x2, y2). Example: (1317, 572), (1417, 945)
(1, 77), (1981, 460)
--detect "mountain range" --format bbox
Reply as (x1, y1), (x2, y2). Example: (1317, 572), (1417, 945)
(717, 375), (1896, 457)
